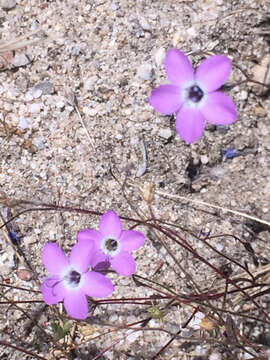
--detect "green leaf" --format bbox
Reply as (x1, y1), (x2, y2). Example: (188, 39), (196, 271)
(63, 322), (72, 334)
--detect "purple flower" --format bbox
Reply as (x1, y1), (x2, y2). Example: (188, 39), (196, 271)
(41, 242), (114, 320)
(150, 49), (237, 144)
(77, 210), (145, 276)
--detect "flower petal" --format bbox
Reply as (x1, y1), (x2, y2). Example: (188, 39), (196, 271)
(120, 230), (145, 252)
(110, 252), (136, 276)
(64, 290), (89, 319)
(165, 48), (194, 86)
(195, 55), (231, 92)
(175, 107), (206, 144)
(69, 240), (94, 273)
(82, 271), (114, 298)
(99, 210), (122, 238)
(200, 91), (237, 125)
(42, 243), (69, 274)
(77, 229), (103, 251)
(41, 276), (66, 305)
(150, 85), (182, 115)
(91, 249), (109, 269)
(77, 229), (102, 243)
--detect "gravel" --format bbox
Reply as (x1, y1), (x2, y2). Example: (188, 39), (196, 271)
(0, 0), (269, 359)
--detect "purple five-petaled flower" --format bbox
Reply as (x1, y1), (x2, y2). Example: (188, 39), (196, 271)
(41, 242), (114, 320)
(150, 49), (238, 144)
(77, 210), (145, 276)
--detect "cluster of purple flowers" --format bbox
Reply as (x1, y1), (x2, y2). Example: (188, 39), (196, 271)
(41, 210), (145, 319)
(41, 48), (238, 319)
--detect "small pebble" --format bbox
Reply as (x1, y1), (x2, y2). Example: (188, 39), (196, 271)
(154, 47), (166, 67)
(200, 155), (209, 164)
(0, 0), (16, 10)
(19, 117), (30, 130)
(209, 352), (222, 360)
(25, 92), (34, 101)
(34, 138), (46, 150)
(12, 53), (29, 67)
(137, 63), (152, 80)
(32, 88), (42, 99)
(34, 81), (55, 95)
(17, 269), (32, 281)
(158, 128), (172, 140)
(29, 103), (42, 113)
(239, 90), (248, 100)
(56, 100), (65, 109)
(216, 125), (229, 134)
(254, 105), (265, 117)
(138, 16), (151, 31)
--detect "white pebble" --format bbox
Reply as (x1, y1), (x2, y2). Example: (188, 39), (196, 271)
(29, 103), (42, 113)
(215, 243), (224, 252)
(209, 352), (222, 360)
(137, 63), (152, 80)
(158, 127), (172, 139)
(239, 90), (248, 100)
(32, 88), (42, 99)
(154, 47), (166, 67)
(25, 92), (34, 101)
(201, 155), (209, 164)
(12, 53), (29, 67)
(19, 117), (30, 129)
(56, 101), (65, 108)
(55, 100), (65, 109)
(138, 16), (151, 31)
(34, 138), (46, 149)
(88, 108), (97, 117)
(0, 0), (16, 10)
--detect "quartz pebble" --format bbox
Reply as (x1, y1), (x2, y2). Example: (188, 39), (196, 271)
(201, 155), (209, 164)
(158, 127), (172, 139)
(19, 117), (30, 129)
(29, 103), (42, 113)
(12, 53), (29, 67)
(137, 63), (152, 80)
(154, 47), (166, 67)
(0, 0), (16, 10)
(32, 88), (43, 99)
(56, 100), (65, 109)
(138, 16), (151, 31)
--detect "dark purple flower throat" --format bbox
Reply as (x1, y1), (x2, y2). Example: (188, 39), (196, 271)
(188, 85), (204, 103)
(68, 270), (81, 285)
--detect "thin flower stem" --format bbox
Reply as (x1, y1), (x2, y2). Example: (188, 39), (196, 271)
(91, 330), (137, 360)
(152, 223), (270, 321)
(0, 340), (47, 360)
(95, 295), (169, 303)
(152, 307), (200, 359)
(0, 300), (44, 304)
(1, 293), (51, 340)
(0, 282), (41, 293)
(197, 233), (255, 281)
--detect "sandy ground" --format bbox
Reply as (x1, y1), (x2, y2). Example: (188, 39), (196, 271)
(0, 0), (269, 359)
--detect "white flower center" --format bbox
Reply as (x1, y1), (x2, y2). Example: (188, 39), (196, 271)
(101, 236), (121, 256)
